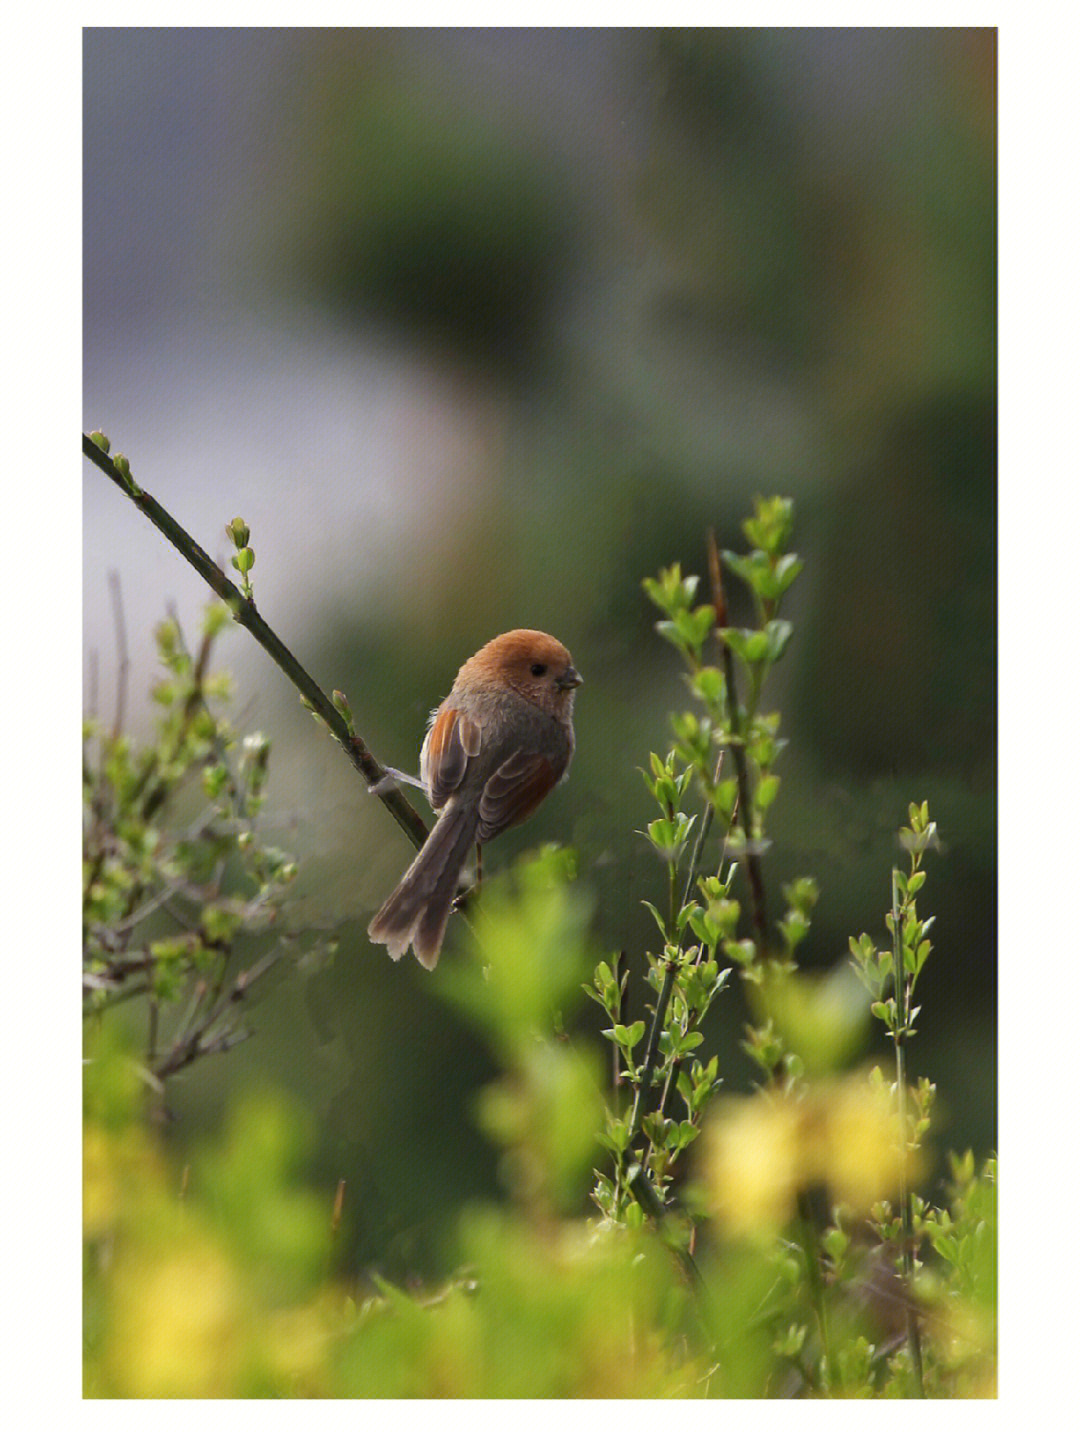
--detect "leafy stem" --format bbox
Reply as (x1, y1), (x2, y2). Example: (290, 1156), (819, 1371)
(707, 526), (768, 949)
(627, 956), (680, 1151)
(852, 802), (937, 1397)
(891, 869), (924, 1396)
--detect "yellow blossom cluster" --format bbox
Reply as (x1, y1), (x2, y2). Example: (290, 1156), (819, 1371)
(703, 1068), (918, 1239)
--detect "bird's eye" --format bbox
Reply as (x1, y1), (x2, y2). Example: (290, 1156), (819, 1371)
(530, 662), (548, 677)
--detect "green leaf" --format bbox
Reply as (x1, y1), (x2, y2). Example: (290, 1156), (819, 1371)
(778, 914), (808, 949)
(775, 1323), (808, 1358)
(743, 630), (770, 663)
(644, 566), (699, 617)
(723, 937), (757, 966)
(741, 496), (795, 555)
(763, 618), (794, 663)
(688, 909), (720, 948)
(849, 933), (873, 963)
(721, 780), (743, 818)
(654, 619), (685, 652)
(756, 773), (781, 810)
(649, 751), (667, 779)
(676, 604), (716, 649)
(226, 516), (250, 549)
(646, 813), (694, 863)
(771, 553), (804, 596)
(717, 627), (751, 663)
(823, 1227), (850, 1262)
(720, 551), (755, 588)
(641, 900), (669, 939)
(690, 666), (725, 707)
(673, 1120), (699, 1150)
(610, 1021), (645, 1050)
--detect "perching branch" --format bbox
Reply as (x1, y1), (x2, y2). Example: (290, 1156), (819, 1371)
(82, 433), (430, 852)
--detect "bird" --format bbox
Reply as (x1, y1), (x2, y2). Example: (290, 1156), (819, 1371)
(367, 629), (581, 969)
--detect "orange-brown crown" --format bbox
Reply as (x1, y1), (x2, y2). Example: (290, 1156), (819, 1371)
(456, 630), (581, 713)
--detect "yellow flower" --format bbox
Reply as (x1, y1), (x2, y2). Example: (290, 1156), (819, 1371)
(822, 1072), (908, 1209)
(704, 1092), (804, 1238)
(702, 1070), (918, 1237)
(106, 1235), (245, 1397)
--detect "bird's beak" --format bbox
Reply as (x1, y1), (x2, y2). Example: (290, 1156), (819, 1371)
(557, 665), (583, 690)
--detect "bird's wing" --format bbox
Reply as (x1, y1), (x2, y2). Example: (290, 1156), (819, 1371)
(421, 706), (483, 810)
(477, 750), (563, 842)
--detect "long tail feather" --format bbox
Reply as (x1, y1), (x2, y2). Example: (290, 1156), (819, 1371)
(367, 803), (476, 969)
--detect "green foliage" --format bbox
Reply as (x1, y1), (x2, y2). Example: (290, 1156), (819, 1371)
(590, 498), (814, 1238)
(336, 1209), (693, 1398)
(583, 496), (994, 1395)
(82, 864), (698, 1399)
(83, 498), (995, 1398)
(83, 603), (334, 1091)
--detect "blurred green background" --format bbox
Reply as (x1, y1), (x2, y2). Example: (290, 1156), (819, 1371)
(84, 28), (995, 1280)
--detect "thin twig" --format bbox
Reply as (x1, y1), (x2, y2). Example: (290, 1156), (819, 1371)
(84, 980), (153, 1013)
(627, 958), (679, 1150)
(679, 768), (721, 915)
(625, 1164), (707, 1297)
(644, 753), (728, 1158)
(106, 881), (187, 938)
(153, 942), (285, 1082)
(83, 434), (429, 853)
(611, 950), (626, 1092)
